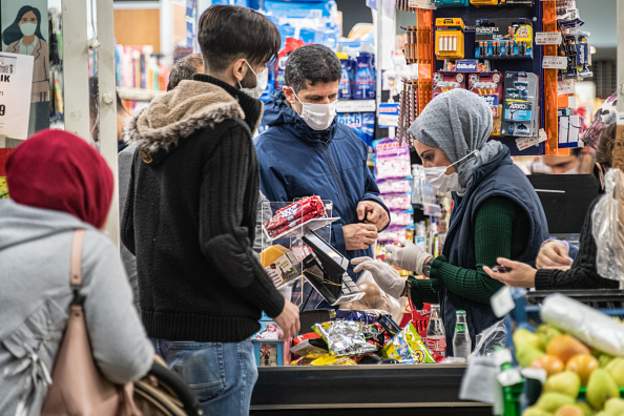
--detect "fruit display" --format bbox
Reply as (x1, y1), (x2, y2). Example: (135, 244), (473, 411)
(514, 323), (624, 416)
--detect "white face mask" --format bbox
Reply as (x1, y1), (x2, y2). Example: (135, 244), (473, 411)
(240, 61), (268, 99)
(19, 22), (37, 37)
(292, 91), (337, 131)
(423, 150), (478, 194)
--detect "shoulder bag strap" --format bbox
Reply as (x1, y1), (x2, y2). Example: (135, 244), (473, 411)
(70, 230), (86, 301)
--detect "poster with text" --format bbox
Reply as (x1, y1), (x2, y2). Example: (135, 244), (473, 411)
(1, 0), (50, 134)
(0, 52), (34, 139)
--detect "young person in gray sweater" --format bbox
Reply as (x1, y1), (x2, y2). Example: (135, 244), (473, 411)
(0, 129), (153, 416)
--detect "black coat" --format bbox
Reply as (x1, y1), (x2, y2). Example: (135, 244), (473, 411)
(123, 75), (284, 342)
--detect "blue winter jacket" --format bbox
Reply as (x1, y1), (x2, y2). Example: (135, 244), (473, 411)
(256, 95), (389, 265)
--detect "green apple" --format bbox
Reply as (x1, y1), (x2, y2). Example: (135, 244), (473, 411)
(598, 354), (614, 369)
(586, 369), (620, 411)
(545, 371), (582, 398)
(605, 358), (624, 387)
(523, 407), (554, 416)
(515, 328), (541, 350)
(575, 401), (594, 416)
(537, 392), (575, 413)
(604, 397), (624, 415)
(538, 324), (563, 351)
(518, 346), (546, 368)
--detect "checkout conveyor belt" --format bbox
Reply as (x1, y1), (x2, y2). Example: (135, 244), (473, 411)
(251, 364), (491, 416)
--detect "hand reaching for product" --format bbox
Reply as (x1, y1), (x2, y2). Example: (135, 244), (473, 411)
(343, 223), (378, 251)
(351, 257), (406, 299)
(536, 240), (573, 270)
(386, 243), (433, 275)
(273, 300), (300, 340)
(357, 200), (390, 231)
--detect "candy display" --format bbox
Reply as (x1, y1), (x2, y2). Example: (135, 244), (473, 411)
(374, 139), (414, 245)
(475, 18), (533, 60)
(264, 195), (327, 238)
(383, 323), (436, 364)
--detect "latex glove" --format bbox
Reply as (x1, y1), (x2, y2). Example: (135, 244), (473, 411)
(386, 243), (433, 275)
(351, 257), (406, 299)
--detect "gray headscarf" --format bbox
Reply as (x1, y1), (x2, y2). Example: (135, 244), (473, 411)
(408, 88), (504, 192)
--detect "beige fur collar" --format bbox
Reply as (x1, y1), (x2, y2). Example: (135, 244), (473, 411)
(126, 80), (245, 157)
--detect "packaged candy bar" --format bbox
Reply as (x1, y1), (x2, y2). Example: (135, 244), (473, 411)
(313, 321), (378, 357)
(383, 322), (436, 364)
(264, 196), (326, 238)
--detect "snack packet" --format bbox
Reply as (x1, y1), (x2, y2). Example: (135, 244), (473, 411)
(310, 354), (358, 366)
(383, 322), (436, 364)
(313, 320), (378, 357)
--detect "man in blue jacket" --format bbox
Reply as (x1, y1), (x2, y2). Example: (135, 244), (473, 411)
(256, 45), (390, 283)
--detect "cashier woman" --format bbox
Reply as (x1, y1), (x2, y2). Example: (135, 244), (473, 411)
(353, 89), (548, 355)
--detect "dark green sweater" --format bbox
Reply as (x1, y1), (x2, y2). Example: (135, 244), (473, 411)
(409, 196), (529, 306)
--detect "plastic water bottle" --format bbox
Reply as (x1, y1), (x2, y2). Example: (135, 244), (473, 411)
(425, 304), (446, 361)
(453, 310), (472, 359)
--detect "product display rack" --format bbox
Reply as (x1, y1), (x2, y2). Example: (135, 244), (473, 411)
(433, 2), (547, 155)
(251, 364), (491, 415)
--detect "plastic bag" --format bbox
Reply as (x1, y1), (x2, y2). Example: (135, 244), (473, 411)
(470, 319), (507, 358)
(541, 293), (624, 357)
(592, 168), (624, 284)
(340, 271), (405, 323)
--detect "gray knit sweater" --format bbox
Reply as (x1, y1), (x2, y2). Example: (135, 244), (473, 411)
(0, 200), (153, 416)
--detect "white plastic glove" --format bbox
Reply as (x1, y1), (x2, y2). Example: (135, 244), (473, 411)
(351, 257), (406, 299)
(386, 242), (433, 275)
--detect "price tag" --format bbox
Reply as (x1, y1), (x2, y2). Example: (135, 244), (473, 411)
(558, 79), (576, 95)
(535, 32), (563, 45)
(516, 129), (547, 151)
(542, 56), (568, 70)
(0, 53), (34, 140)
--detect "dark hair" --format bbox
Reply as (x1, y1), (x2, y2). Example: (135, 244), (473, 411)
(285, 44), (342, 93)
(596, 123), (616, 168)
(2, 6), (46, 45)
(197, 5), (280, 72)
(167, 53), (204, 91)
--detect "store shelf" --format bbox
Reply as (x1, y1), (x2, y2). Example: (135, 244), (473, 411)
(251, 364), (491, 416)
(336, 100), (377, 113)
(117, 87), (165, 102)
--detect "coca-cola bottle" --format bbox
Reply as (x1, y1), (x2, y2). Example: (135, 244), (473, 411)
(424, 304), (446, 362)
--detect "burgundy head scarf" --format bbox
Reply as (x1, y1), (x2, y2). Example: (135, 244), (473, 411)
(6, 129), (114, 229)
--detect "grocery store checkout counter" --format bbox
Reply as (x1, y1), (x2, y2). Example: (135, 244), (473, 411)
(253, 202), (491, 415)
(251, 364), (491, 416)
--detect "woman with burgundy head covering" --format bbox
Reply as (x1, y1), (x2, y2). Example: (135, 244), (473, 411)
(0, 129), (153, 416)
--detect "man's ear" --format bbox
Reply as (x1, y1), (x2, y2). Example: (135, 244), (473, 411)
(282, 86), (296, 105)
(230, 58), (248, 84)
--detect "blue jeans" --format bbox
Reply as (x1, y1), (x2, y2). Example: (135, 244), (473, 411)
(153, 338), (258, 416)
